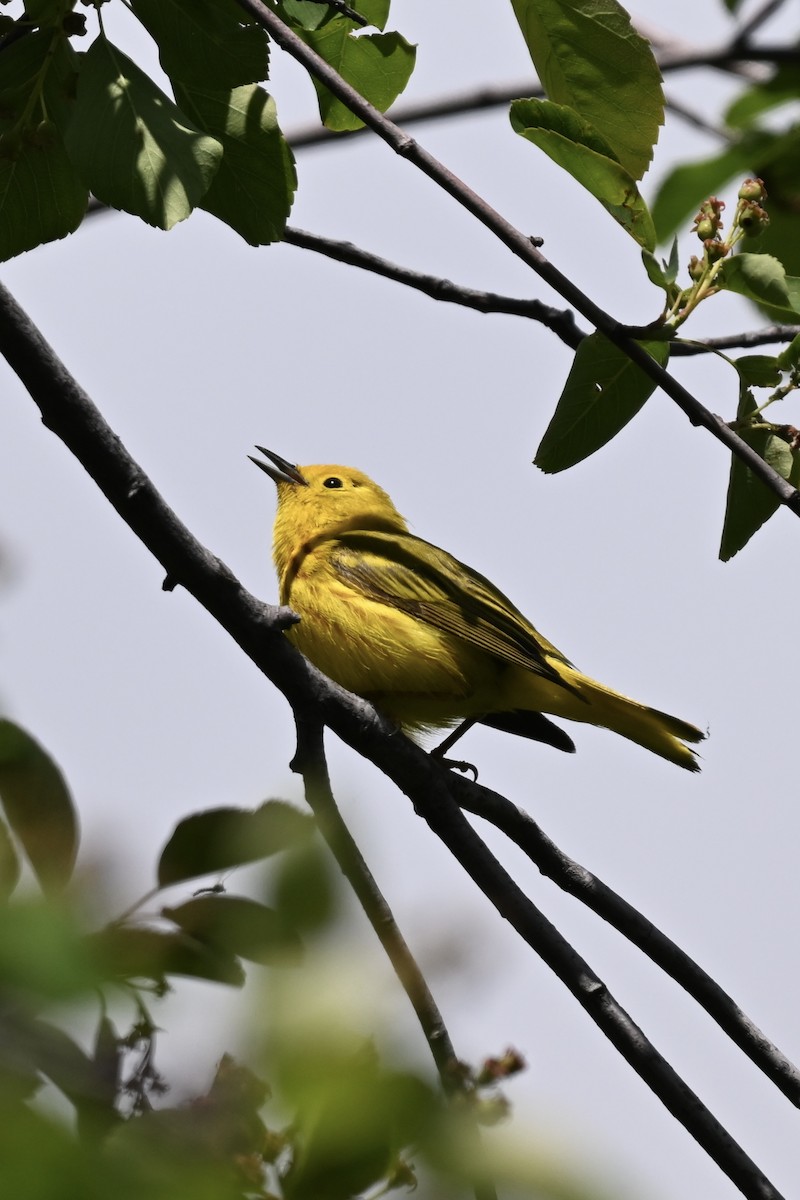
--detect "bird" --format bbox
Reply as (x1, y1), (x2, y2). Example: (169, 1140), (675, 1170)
(250, 448), (705, 771)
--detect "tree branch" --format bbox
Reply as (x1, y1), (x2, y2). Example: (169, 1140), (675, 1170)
(450, 774), (800, 1106)
(234, 0), (800, 517)
(283, 225), (584, 347)
(290, 715), (497, 1200)
(0, 279), (789, 1200)
(284, 225), (800, 356)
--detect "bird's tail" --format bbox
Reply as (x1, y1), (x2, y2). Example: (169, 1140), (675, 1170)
(566, 675), (705, 771)
(513, 667), (705, 771)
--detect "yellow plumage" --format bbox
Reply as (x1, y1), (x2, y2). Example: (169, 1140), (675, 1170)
(252, 449), (705, 771)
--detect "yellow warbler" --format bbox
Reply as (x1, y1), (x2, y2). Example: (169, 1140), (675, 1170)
(251, 449), (704, 771)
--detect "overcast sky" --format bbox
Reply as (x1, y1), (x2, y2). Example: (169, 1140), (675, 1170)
(1, 2), (798, 1197)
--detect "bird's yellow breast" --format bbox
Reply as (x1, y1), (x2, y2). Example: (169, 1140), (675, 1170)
(283, 546), (504, 729)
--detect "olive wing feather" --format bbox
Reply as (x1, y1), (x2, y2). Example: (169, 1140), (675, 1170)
(330, 531), (574, 689)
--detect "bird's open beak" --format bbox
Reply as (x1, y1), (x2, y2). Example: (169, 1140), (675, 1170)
(249, 446), (308, 486)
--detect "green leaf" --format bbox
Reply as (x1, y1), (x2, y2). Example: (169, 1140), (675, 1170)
(303, 23), (416, 131)
(0, 28), (53, 107)
(651, 143), (753, 242)
(535, 333), (669, 472)
(90, 925), (245, 987)
(65, 36), (222, 229)
(282, 0), (390, 32)
(0, 122), (88, 262)
(174, 83), (296, 244)
(0, 899), (99, 998)
(0, 720), (78, 894)
(510, 98), (656, 249)
(509, 0), (663, 180)
(719, 385), (795, 561)
(130, 0), (269, 90)
(777, 333), (800, 372)
(158, 800), (314, 887)
(163, 895), (303, 966)
(719, 253), (800, 317)
(0, 817), (20, 902)
(733, 355), (781, 388)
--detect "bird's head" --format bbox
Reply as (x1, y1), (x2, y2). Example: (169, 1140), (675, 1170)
(250, 447), (409, 575)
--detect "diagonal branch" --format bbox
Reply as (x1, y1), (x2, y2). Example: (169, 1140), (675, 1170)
(290, 715), (497, 1200)
(0, 278), (789, 1200)
(283, 225), (584, 346)
(450, 774), (800, 1106)
(284, 225), (800, 356)
(234, 0), (800, 519)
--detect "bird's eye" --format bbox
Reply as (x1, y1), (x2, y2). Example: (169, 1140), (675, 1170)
(323, 476), (344, 489)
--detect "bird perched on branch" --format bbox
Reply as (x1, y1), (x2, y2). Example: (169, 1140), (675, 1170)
(251, 448), (704, 771)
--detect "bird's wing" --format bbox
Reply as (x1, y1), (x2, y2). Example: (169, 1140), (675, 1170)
(330, 530), (575, 688)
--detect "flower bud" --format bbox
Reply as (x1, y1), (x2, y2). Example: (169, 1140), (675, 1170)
(694, 217), (716, 240)
(738, 201), (769, 236)
(738, 177), (766, 203)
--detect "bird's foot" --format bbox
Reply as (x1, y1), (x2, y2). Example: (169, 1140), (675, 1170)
(431, 753), (478, 782)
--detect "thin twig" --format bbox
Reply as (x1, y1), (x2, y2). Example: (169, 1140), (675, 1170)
(449, 774), (800, 1106)
(80, 204), (797, 358)
(233, 0), (800, 518)
(663, 93), (730, 140)
(283, 226), (584, 346)
(290, 716), (460, 1088)
(291, 715), (498, 1200)
(284, 226), (800, 355)
(733, 0), (789, 49)
(0, 278), (788, 1200)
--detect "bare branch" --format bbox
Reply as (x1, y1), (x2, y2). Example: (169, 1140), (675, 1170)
(283, 226), (584, 347)
(290, 715), (497, 1200)
(234, 0), (800, 518)
(284, 226), (800, 356)
(0, 277), (789, 1200)
(732, 0), (791, 49)
(450, 774), (800, 1106)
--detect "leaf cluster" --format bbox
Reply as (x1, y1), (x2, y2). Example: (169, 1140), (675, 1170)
(0, 0), (415, 256)
(505, 1), (800, 560)
(0, 716), (571, 1200)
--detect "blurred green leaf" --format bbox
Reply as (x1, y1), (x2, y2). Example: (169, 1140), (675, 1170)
(65, 36), (222, 229)
(0, 898), (98, 998)
(719, 383), (794, 561)
(164, 894), (303, 966)
(720, 253), (800, 318)
(0, 816), (20, 901)
(131, 0), (269, 89)
(158, 800), (314, 887)
(272, 839), (337, 933)
(0, 720), (78, 894)
(535, 334), (670, 472)
(725, 66), (800, 129)
(303, 21), (416, 131)
(509, 0), (663, 180)
(90, 925), (245, 987)
(511, 99), (656, 249)
(283, 1045), (436, 1200)
(174, 83), (296, 244)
